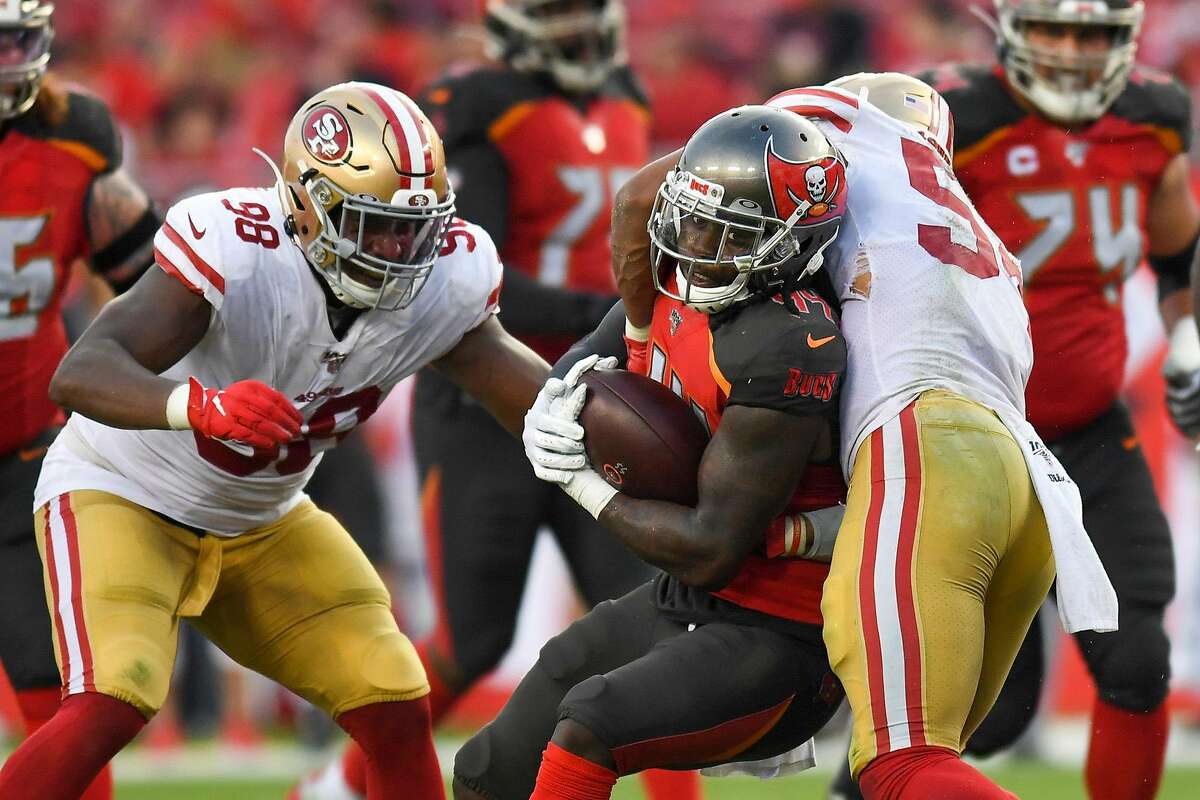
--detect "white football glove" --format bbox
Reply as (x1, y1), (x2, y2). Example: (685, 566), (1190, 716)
(1163, 317), (1200, 443)
(522, 356), (620, 518)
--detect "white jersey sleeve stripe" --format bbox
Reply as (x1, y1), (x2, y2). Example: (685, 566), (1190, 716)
(154, 222), (225, 309)
(767, 88), (860, 132)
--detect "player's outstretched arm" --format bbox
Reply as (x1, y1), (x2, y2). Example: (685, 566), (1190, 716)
(611, 148), (681, 330)
(598, 404), (824, 590)
(1147, 153), (1200, 440)
(431, 315), (551, 438)
(50, 267), (213, 429)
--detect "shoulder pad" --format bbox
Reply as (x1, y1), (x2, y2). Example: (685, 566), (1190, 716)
(153, 189), (281, 311)
(435, 217), (504, 326)
(1110, 67), (1192, 154)
(598, 66), (650, 109)
(419, 64), (548, 149)
(16, 89), (122, 174)
(711, 294), (846, 416)
(916, 63), (1026, 156)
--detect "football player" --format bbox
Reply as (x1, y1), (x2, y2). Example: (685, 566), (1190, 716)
(0, 3), (160, 799)
(0, 81), (550, 800)
(828, 3), (1200, 798)
(296, 2), (702, 799)
(611, 73), (1120, 799)
(454, 107), (850, 800)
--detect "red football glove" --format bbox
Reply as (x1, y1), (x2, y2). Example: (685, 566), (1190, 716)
(186, 376), (303, 449)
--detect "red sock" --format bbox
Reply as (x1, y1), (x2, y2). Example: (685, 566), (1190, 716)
(336, 698), (443, 800)
(416, 641), (462, 724)
(0, 692), (144, 800)
(1086, 699), (1168, 800)
(341, 739), (369, 796)
(15, 688), (115, 800)
(530, 742), (618, 800)
(639, 769), (702, 800)
(337, 647), (461, 797)
(859, 745), (1016, 800)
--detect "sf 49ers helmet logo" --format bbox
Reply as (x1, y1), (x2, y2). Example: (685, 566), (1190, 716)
(766, 141), (846, 222)
(302, 106), (352, 163)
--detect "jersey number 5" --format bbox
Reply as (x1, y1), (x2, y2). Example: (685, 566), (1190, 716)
(901, 138), (1022, 287)
(0, 216), (55, 342)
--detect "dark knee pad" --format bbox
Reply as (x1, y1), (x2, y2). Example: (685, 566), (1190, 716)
(453, 659), (576, 800)
(1080, 608), (1170, 713)
(557, 675), (618, 748)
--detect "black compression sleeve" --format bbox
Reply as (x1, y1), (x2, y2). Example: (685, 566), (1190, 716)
(549, 300), (627, 379)
(1149, 231), (1198, 301)
(449, 142), (510, 247)
(91, 205), (159, 274)
(499, 268), (620, 337)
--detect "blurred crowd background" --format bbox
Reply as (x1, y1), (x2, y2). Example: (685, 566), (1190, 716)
(18, 0), (1200, 768)
(51, 0), (1200, 207)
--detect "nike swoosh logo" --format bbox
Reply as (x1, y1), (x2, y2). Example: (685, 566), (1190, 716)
(18, 445), (48, 462)
(188, 214), (206, 239)
(807, 333), (836, 349)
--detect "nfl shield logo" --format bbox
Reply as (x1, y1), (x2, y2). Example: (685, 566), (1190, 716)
(669, 308), (683, 335)
(320, 350), (347, 374)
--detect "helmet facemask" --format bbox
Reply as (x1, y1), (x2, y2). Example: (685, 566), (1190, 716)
(301, 174), (454, 311)
(486, 0), (626, 93)
(986, 0), (1143, 124)
(0, 1), (53, 121)
(648, 168), (840, 315)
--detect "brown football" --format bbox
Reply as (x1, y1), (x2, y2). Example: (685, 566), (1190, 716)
(578, 369), (709, 506)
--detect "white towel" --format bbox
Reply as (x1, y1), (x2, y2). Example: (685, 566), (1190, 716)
(698, 739), (816, 779)
(996, 410), (1119, 633)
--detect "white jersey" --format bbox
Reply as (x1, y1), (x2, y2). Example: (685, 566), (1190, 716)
(768, 87), (1032, 474)
(35, 187), (502, 534)
(769, 88), (1118, 633)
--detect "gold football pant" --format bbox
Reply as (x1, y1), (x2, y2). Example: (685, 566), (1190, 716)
(35, 490), (428, 719)
(822, 390), (1055, 777)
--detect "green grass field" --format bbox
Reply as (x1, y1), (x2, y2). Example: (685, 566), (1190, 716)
(110, 765), (1200, 799)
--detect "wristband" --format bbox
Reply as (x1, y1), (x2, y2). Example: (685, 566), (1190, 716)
(625, 318), (650, 342)
(166, 382), (192, 430)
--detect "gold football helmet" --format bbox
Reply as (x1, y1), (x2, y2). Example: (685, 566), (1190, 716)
(273, 82), (454, 310)
(0, 1), (53, 120)
(828, 72), (955, 165)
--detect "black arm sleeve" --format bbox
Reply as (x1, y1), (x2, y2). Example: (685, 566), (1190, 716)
(447, 142), (510, 247)
(499, 270), (620, 337)
(1150, 230), (1198, 301)
(549, 300), (627, 379)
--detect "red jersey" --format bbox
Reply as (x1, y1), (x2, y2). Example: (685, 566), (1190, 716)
(923, 63), (1192, 439)
(644, 287), (847, 623)
(0, 90), (123, 454)
(421, 65), (650, 362)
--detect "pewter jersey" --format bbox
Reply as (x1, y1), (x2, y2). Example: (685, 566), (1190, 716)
(34, 187), (502, 534)
(767, 87), (1032, 474)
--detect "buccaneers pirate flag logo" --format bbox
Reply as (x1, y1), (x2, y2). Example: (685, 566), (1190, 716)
(766, 139), (846, 223)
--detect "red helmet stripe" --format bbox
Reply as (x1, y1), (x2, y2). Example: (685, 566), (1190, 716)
(359, 85), (432, 190)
